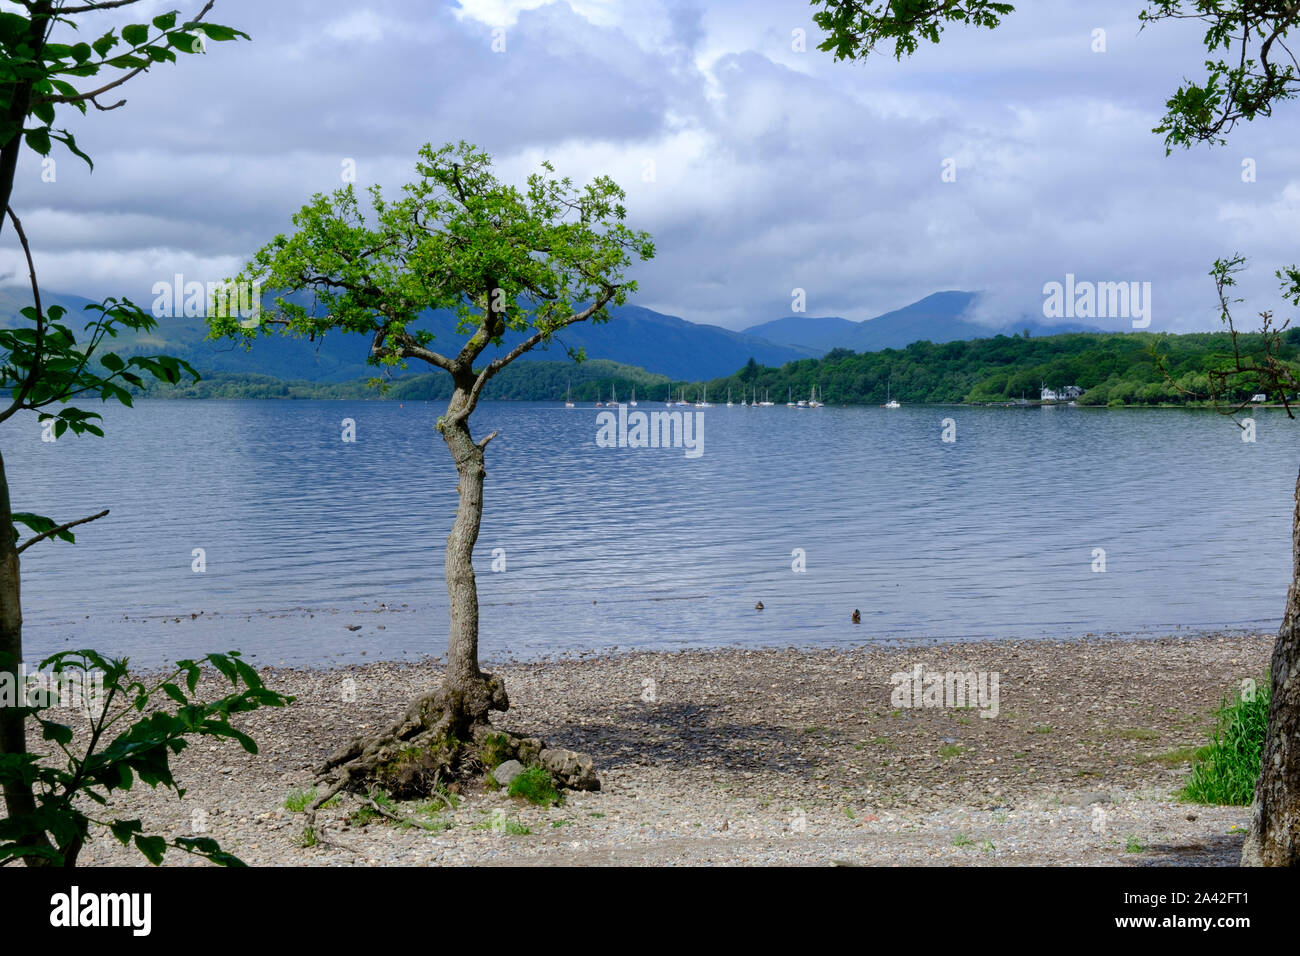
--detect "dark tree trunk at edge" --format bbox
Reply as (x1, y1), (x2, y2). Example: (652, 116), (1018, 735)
(1243, 465), (1300, 865)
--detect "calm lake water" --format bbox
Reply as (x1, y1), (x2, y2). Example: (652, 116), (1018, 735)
(5, 399), (1297, 667)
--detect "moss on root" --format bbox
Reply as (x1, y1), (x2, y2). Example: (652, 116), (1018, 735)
(373, 733), (464, 799)
(479, 732), (513, 771)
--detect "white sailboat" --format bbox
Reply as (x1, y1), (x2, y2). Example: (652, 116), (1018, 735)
(565, 380), (574, 408)
(695, 385), (712, 408)
(609, 384), (620, 408)
(675, 386), (690, 407)
(629, 386), (637, 407)
(726, 387), (733, 407)
(785, 387), (795, 407)
(808, 384), (823, 408)
(884, 378), (900, 408)
(760, 388), (774, 407)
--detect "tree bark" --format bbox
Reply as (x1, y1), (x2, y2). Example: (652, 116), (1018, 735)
(1243, 464), (1300, 865)
(309, 385), (511, 803)
(0, 448), (54, 862)
(437, 396), (508, 733)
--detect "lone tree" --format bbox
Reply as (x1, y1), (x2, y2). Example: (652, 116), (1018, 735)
(210, 141), (653, 803)
(809, 0), (1300, 864)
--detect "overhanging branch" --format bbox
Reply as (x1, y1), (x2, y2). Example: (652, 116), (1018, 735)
(16, 509), (110, 554)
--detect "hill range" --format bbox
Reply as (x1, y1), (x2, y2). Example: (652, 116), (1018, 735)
(0, 286), (1097, 382)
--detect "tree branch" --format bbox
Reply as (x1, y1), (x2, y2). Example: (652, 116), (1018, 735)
(15, 509), (109, 554)
(463, 291), (616, 414)
(0, 206), (45, 426)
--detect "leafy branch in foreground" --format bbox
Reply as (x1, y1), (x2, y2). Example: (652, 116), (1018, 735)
(0, 649), (292, 867)
(808, 1), (1300, 151)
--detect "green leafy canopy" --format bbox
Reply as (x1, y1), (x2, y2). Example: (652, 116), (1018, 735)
(211, 141), (655, 395)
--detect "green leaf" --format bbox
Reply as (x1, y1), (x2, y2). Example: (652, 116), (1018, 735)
(11, 512), (76, 546)
(194, 24), (246, 42)
(51, 129), (93, 170)
(133, 833), (166, 865)
(40, 721), (74, 745)
(109, 819), (143, 846)
(121, 23), (149, 47)
(23, 127), (50, 155)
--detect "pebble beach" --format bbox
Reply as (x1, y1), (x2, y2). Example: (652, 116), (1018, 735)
(59, 631), (1272, 866)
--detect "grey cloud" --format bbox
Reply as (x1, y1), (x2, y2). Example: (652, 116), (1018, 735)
(3, 0), (1297, 336)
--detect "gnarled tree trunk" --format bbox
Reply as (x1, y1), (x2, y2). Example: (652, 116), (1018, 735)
(311, 385), (511, 803)
(1243, 464), (1300, 865)
(438, 395), (508, 733)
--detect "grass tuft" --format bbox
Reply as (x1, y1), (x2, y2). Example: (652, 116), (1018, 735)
(1179, 677), (1270, 806)
(508, 766), (563, 806)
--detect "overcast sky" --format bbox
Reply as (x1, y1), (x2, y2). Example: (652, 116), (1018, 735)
(4, 0), (1298, 334)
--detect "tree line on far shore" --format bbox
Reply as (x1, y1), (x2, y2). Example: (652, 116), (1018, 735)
(135, 327), (1300, 408)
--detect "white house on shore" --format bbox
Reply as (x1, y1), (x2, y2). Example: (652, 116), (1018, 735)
(1041, 384), (1084, 401)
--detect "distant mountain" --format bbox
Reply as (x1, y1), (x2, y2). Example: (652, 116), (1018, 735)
(0, 290), (814, 382)
(1, 286), (1097, 385)
(743, 291), (1101, 353)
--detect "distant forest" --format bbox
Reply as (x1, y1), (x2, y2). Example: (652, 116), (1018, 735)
(138, 329), (1300, 407)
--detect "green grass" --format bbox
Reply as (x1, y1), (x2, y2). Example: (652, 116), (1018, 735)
(1124, 835), (1145, 853)
(1135, 745), (1210, 767)
(283, 788), (339, 813)
(939, 744), (964, 759)
(508, 766), (563, 806)
(480, 732), (513, 771)
(1179, 678), (1271, 806)
(473, 814), (531, 835)
(1029, 724), (1052, 735)
(294, 826), (317, 848)
(952, 833), (975, 848)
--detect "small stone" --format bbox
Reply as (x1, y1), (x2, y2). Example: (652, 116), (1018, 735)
(492, 760), (525, 787)
(540, 748), (601, 791)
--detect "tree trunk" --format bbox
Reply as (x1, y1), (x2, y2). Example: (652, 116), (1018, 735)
(308, 388), (511, 802)
(438, 402), (508, 732)
(1242, 464), (1300, 866)
(0, 449), (54, 863)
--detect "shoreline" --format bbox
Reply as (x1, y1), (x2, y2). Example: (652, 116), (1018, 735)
(53, 629), (1274, 866)
(27, 611), (1278, 674)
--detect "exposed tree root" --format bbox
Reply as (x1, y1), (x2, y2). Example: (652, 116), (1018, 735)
(302, 674), (598, 833)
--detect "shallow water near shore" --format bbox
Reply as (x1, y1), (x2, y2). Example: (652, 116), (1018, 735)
(7, 399), (1296, 667)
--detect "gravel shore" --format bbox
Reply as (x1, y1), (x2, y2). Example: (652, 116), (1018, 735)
(56, 631), (1271, 866)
